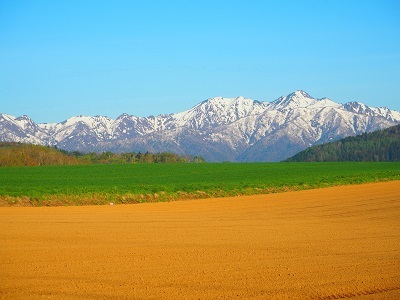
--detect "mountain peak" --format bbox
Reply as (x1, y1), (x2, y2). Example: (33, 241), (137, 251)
(170, 96), (267, 130)
(270, 90), (316, 111)
(117, 113), (130, 119)
(288, 90), (313, 99)
(15, 115), (33, 121)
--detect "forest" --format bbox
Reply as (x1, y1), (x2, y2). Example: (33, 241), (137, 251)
(285, 124), (400, 162)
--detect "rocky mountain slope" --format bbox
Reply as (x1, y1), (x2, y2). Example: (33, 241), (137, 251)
(1, 90), (399, 161)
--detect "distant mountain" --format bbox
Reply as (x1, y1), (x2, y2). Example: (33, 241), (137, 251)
(285, 124), (400, 162)
(1, 90), (400, 161)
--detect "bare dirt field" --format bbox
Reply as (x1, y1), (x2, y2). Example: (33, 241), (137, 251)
(1, 181), (399, 299)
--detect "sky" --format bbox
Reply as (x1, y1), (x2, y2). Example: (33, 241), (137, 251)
(1, 0), (399, 123)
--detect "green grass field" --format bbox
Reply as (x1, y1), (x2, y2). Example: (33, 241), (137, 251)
(1, 162), (399, 206)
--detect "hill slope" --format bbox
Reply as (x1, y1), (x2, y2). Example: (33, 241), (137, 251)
(285, 125), (400, 162)
(0, 142), (82, 166)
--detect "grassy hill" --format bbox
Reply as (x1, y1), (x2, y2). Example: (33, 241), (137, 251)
(0, 142), (204, 166)
(285, 124), (400, 162)
(0, 142), (83, 166)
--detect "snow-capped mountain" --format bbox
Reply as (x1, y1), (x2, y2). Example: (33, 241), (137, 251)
(1, 90), (399, 161)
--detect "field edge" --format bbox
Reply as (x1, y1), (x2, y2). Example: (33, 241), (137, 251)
(2, 178), (399, 207)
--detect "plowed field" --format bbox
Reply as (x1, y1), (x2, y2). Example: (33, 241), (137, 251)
(1, 181), (399, 299)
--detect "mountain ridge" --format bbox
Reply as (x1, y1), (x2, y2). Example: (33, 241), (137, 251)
(1, 90), (399, 162)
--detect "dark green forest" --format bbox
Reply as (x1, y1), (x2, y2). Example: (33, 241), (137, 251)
(285, 124), (400, 162)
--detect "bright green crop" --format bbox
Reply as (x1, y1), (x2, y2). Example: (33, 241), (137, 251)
(1, 162), (399, 205)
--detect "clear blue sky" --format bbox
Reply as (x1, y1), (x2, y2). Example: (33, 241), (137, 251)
(1, 0), (399, 123)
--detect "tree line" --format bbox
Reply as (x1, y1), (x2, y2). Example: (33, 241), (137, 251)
(285, 124), (400, 162)
(63, 150), (205, 164)
(0, 142), (205, 166)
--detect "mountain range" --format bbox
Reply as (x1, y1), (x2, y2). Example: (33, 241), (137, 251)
(1, 90), (400, 162)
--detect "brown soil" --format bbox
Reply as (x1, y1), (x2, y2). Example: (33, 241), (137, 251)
(1, 181), (399, 299)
